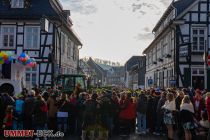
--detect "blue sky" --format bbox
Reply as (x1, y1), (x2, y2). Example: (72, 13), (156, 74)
(60, 0), (171, 64)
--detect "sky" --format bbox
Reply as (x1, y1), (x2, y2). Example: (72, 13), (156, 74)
(60, 0), (172, 65)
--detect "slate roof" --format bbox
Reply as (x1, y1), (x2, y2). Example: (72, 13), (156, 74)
(97, 64), (113, 71)
(0, 0), (82, 46)
(0, 0), (58, 19)
(153, 0), (196, 32)
(174, 0), (196, 15)
(144, 0), (197, 54)
(125, 56), (145, 71)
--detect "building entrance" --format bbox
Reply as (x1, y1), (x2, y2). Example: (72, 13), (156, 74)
(192, 76), (204, 90)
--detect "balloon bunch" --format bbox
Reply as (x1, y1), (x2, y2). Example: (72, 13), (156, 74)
(0, 51), (14, 65)
(27, 58), (37, 68)
(18, 52), (37, 68)
(18, 52), (30, 66)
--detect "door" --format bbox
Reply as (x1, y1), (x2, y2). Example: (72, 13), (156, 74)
(192, 76), (204, 90)
(25, 67), (37, 89)
(2, 63), (11, 79)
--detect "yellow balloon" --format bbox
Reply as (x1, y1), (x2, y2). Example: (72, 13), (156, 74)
(0, 52), (3, 57)
(1, 52), (6, 56)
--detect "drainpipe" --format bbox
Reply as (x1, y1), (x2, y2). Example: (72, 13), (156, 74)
(77, 45), (82, 73)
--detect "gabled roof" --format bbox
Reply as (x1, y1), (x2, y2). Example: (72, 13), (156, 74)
(125, 56), (145, 71)
(97, 64), (113, 71)
(174, 0), (196, 15)
(144, 0), (197, 54)
(0, 0), (82, 46)
(0, 0), (58, 19)
(153, 0), (196, 32)
(87, 57), (106, 74)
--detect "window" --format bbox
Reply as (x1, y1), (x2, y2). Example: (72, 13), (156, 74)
(70, 41), (74, 58)
(192, 28), (205, 51)
(67, 39), (71, 58)
(61, 33), (66, 54)
(25, 27), (39, 49)
(192, 69), (198, 75)
(11, 0), (24, 8)
(161, 40), (164, 57)
(73, 44), (77, 61)
(1, 26), (15, 48)
(192, 68), (204, 75)
(25, 67), (37, 89)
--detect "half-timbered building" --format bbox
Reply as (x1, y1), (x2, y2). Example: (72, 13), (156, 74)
(0, 0), (82, 90)
(143, 0), (210, 90)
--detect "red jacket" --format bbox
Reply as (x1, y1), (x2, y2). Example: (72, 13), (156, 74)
(119, 100), (137, 120)
(4, 113), (13, 127)
(206, 97), (210, 122)
(193, 98), (204, 121)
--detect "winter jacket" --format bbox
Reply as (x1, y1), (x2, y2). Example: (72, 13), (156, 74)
(47, 96), (58, 118)
(24, 96), (35, 118)
(137, 94), (148, 113)
(193, 98), (204, 121)
(84, 99), (98, 116)
(33, 99), (47, 124)
(175, 96), (183, 111)
(99, 96), (114, 117)
(119, 99), (137, 120)
(180, 110), (194, 124)
(156, 97), (166, 114)
(15, 99), (24, 115)
(3, 113), (13, 128)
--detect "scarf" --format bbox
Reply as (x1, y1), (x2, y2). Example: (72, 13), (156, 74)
(163, 100), (176, 111)
(180, 103), (194, 113)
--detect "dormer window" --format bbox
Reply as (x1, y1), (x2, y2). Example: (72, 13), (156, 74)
(11, 0), (24, 8)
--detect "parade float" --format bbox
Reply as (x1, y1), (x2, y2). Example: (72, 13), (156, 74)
(0, 52), (37, 95)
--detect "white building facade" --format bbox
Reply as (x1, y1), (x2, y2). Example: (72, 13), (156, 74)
(0, 0), (82, 89)
(144, 0), (210, 90)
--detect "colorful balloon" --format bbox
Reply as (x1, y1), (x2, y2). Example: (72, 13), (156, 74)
(5, 60), (10, 64)
(8, 56), (14, 61)
(20, 52), (26, 58)
(6, 51), (12, 57)
(0, 60), (4, 65)
(0, 52), (3, 57)
(3, 55), (8, 61)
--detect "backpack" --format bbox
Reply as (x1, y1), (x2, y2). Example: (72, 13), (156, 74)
(137, 96), (148, 113)
(85, 99), (97, 113)
(100, 97), (113, 115)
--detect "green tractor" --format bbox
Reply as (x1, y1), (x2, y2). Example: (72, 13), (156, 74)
(56, 74), (88, 94)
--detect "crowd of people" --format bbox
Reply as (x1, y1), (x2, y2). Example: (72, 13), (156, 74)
(0, 85), (210, 140)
